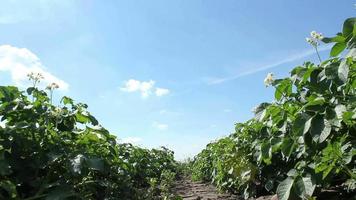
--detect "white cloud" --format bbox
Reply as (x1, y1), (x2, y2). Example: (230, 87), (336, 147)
(152, 121), (169, 131)
(159, 109), (183, 116)
(207, 45), (332, 85)
(121, 79), (155, 98)
(121, 79), (142, 92)
(120, 137), (142, 144)
(121, 79), (169, 98)
(159, 109), (168, 114)
(210, 124), (217, 128)
(0, 45), (69, 90)
(155, 88), (170, 97)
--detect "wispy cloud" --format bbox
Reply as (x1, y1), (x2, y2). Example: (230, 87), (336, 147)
(121, 79), (170, 98)
(159, 109), (182, 116)
(152, 121), (169, 131)
(210, 124), (217, 128)
(159, 109), (168, 114)
(155, 88), (170, 97)
(0, 45), (69, 90)
(208, 45), (332, 85)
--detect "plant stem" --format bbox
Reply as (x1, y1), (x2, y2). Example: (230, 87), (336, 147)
(50, 90), (53, 105)
(23, 194), (47, 200)
(32, 82), (36, 103)
(315, 46), (322, 63)
(343, 165), (356, 180)
(274, 85), (288, 101)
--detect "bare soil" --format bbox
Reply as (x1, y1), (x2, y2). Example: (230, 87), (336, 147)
(172, 177), (241, 200)
(172, 177), (355, 200)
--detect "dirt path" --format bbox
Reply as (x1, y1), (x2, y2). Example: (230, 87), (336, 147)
(172, 177), (242, 200)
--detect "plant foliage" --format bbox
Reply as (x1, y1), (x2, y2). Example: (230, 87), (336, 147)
(190, 17), (356, 200)
(0, 85), (178, 199)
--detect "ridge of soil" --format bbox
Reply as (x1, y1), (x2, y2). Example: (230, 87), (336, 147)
(171, 177), (356, 200)
(172, 178), (240, 200)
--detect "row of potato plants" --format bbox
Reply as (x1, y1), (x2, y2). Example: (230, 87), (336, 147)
(190, 17), (356, 200)
(0, 80), (179, 199)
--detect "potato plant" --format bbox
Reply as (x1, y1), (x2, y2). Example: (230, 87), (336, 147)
(190, 17), (356, 200)
(0, 83), (178, 199)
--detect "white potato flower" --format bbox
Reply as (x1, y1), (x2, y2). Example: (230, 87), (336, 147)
(264, 72), (274, 87)
(46, 82), (60, 90)
(27, 72), (34, 79)
(306, 37), (318, 46)
(27, 72), (44, 82)
(310, 31), (323, 40)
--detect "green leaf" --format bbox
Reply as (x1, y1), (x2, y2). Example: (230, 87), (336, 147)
(338, 60), (349, 83)
(275, 89), (283, 101)
(305, 96), (325, 107)
(45, 185), (75, 200)
(0, 160), (12, 175)
(325, 63), (344, 85)
(322, 35), (345, 43)
(302, 67), (315, 83)
(271, 137), (283, 152)
(302, 177), (316, 197)
(321, 37), (333, 43)
(335, 105), (346, 119)
(254, 103), (270, 121)
(75, 112), (90, 124)
(287, 169), (298, 177)
(310, 115), (331, 143)
(0, 86), (20, 102)
(332, 35), (346, 43)
(26, 87), (36, 95)
(292, 113), (312, 136)
(0, 180), (17, 198)
(87, 158), (105, 172)
(256, 109), (266, 122)
(330, 42), (346, 57)
(342, 111), (355, 125)
(294, 176), (315, 199)
(261, 141), (271, 164)
(322, 163), (334, 179)
(275, 79), (292, 101)
(265, 179), (274, 192)
(281, 138), (296, 159)
(277, 177), (294, 200)
(343, 18), (356, 37)
(319, 120), (331, 143)
(315, 142), (339, 179)
(61, 96), (74, 105)
(88, 115), (99, 126)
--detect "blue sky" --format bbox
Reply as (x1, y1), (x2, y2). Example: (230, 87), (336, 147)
(0, 0), (355, 160)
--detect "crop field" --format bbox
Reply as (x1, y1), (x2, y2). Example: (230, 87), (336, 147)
(0, 9), (355, 200)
